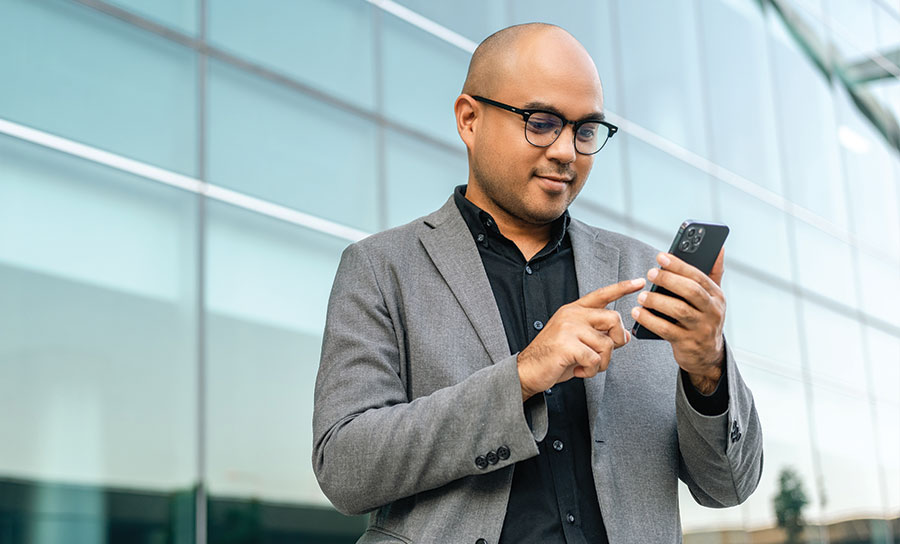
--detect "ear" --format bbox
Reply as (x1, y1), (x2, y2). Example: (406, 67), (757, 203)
(454, 94), (478, 152)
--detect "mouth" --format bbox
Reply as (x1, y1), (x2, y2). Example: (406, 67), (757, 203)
(534, 174), (574, 193)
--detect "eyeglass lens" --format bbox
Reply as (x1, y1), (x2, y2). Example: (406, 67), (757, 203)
(524, 112), (607, 154)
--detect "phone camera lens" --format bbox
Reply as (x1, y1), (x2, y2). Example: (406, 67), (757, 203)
(692, 235), (702, 244)
(679, 240), (691, 251)
(686, 227), (696, 237)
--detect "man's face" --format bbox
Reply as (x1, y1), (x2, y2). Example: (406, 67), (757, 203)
(469, 33), (604, 226)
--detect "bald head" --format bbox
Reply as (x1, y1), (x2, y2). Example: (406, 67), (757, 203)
(461, 23), (601, 98)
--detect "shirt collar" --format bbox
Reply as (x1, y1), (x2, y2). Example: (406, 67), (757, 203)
(452, 184), (570, 254)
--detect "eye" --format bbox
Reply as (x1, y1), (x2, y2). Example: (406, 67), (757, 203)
(526, 114), (562, 134)
(577, 123), (600, 142)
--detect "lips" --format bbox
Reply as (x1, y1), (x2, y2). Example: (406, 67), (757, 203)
(535, 174), (573, 194)
(536, 175), (573, 183)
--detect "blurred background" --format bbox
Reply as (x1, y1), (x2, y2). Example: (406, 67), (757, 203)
(0, 0), (898, 542)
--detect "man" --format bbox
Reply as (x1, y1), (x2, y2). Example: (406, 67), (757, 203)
(313, 23), (762, 543)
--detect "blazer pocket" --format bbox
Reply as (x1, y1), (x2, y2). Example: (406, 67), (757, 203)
(358, 526), (413, 544)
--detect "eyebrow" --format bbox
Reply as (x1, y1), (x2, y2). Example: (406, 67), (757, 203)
(522, 101), (606, 122)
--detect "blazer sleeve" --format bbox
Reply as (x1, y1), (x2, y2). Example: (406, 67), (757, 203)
(675, 340), (764, 507)
(311, 242), (545, 516)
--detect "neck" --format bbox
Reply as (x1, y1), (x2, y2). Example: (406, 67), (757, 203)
(464, 183), (554, 261)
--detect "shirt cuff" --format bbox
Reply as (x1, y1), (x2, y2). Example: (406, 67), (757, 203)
(680, 363), (729, 416)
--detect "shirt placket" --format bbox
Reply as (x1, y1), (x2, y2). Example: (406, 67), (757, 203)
(523, 259), (586, 544)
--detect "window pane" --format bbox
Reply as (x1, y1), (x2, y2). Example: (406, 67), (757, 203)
(108, 0), (198, 36)
(624, 135), (716, 235)
(801, 300), (867, 397)
(395, 0), (504, 43)
(382, 14), (471, 147)
(205, 201), (347, 507)
(207, 59), (379, 232)
(766, 8), (848, 230)
(857, 250), (900, 328)
(724, 271), (802, 373)
(865, 326), (900, 407)
(738, 366), (820, 531)
(698, 0), (784, 195)
(810, 383), (884, 521)
(792, 219), (858, 309)
(0, 135), (197, 538)
(208, 0), (376, 111)
(875, 396), (900, 515)
(616, 0), (709, 155)
(865, 327), (900, 515)
(0, 0), (198, 176)
(384, 130), (466, 228)
(717, 183), (793, 281)
(833, 82), (900, 264)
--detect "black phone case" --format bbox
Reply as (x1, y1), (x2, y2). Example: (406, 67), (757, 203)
(631, 220), (729, 340)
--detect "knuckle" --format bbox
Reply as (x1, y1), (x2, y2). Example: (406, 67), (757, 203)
(691, 284), (706, 301)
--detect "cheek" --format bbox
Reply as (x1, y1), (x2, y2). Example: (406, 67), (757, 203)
(574, 157), (594, 183)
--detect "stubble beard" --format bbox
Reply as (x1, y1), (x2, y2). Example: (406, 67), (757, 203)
(471, 155), (579, 226)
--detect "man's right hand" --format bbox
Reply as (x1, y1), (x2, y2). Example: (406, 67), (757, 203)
(516, 278), (646, 401)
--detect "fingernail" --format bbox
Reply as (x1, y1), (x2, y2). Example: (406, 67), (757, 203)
(625, 330), (631, 343)
(631, 278), (645, 287)
(648, 268), (658, 281)
(631, 307), (640, 318)
(658, 253), (671, 266)
(637, 291), (647, 304)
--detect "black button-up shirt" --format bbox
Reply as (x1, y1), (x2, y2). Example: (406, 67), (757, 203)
(454, 186), (609, 543)
(453, 185), (728, 543)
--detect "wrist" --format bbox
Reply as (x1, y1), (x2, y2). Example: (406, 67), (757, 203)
(688, 348), (725, 395)
(516, 352), (537, 402)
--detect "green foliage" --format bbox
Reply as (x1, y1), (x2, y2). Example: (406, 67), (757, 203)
(773, 467), (809, 544)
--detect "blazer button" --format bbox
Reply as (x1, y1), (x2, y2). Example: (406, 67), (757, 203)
(497, 445), (510, 460)
(486, 450), (499, 465)
(475, 455), (488, 470)
(476, 539), (487, 544)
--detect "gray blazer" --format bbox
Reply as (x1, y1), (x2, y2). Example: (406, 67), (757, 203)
(313, 196), (763, 543)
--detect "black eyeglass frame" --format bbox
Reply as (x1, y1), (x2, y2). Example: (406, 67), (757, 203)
(471, 95), (618, 155)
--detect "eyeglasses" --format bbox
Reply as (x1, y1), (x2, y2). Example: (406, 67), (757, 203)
(472, 95), (618, 155)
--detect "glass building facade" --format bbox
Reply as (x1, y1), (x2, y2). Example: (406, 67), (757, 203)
(0, 0), (898, 542)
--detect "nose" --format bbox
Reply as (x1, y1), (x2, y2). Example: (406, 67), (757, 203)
(544, 123), (577, 164)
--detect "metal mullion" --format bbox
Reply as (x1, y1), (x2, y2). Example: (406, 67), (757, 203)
(195, 0), (208, 541)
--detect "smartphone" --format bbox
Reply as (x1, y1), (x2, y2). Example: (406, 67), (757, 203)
(631, 220), (729, 340)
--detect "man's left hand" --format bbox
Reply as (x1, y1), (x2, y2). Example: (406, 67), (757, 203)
(631, 249), (726, 394)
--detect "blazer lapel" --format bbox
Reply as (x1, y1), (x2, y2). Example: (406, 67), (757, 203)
(419, 197), (511, 365)
(569, 220), (621, 438)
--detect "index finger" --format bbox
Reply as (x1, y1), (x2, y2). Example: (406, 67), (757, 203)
(576, 278), (646, 309)
(657, 252), (721, 295)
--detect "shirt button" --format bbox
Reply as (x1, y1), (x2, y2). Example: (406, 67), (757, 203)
(525, 265), (533, 275)
(476, 233), (485, 242)
(533, 320), (544, 330)
(566, 513), (575, 524)
(476, 539), (487, 544)
(474, 455), (488, 470)
(485, 219), (493, 227)
(545, 388), (553, 396)
(497, 445), (510, 460)
(552, 440), (564, 451)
